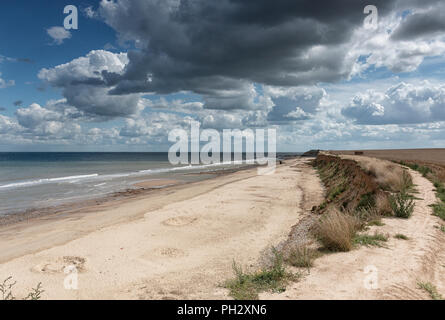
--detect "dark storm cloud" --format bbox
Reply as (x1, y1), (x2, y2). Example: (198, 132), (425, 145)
(38, 0), (445, 117)
(98, 0), (397, 107)
(391, 4), (445, 40)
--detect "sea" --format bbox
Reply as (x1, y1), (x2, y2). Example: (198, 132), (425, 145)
(0, 152), (300, 215)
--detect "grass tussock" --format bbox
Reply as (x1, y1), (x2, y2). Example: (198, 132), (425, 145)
(225, 250), (299, 300)
(285, 246), (320, 268)
(313, 209), (362, 252)
(375, 193), (393, 216)
(418, 282), (444, 300)
(389, 190), (415, 219)
(394, 233), (409, 240)
(355, 206), (382, 223)
(353, 232), (389, 248)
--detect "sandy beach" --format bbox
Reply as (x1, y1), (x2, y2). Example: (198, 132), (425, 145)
(2, 153), (445, 300)
(0, 158), (322, 299)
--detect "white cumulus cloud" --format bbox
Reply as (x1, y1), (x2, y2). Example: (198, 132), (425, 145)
(46, 26), (72, 45)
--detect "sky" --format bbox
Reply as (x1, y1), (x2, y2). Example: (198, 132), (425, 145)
(1, 0), (445, 152)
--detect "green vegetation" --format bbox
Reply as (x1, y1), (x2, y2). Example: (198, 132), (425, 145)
(356, 192), (376, 211)
(399, 161), (432, 178)
(400, 170), (415, 193)
(394, 233), (409, 240)
(418, 282), (443, 300)
(431, 180), (445, 221)
(389, 190), (415, 218)
(225, 250), (299, 300)
(401, 161), (445, 221)
(434, 181), (445, 202)
(285, 246), (320, 268)
(368, 219), (384, 226)
(328, 183), (347, 201)
(0, 277), (44, 300)
(353, 232), (388, 248)
(432, 203), (445, 221)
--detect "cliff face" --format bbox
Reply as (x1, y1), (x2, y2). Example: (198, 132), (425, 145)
(313, 154), (382, 213)
(301, 150), (320, 157)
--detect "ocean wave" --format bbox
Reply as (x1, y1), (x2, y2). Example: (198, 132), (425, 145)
(0, 159), (268, 191)
(0, 174), (99, 190)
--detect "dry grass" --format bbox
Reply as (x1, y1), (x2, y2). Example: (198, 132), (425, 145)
(285, 246), (320, 268)
(340, 155), (412, 192)
(356, 206), (382, 222)
(375, 193), (392, 216)
(313, 209), (362, 252)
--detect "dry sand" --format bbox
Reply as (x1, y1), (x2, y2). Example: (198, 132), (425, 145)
(0, 158), (321, 299)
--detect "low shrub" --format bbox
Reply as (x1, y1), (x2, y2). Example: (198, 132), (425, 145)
(389, 191), (415, 218)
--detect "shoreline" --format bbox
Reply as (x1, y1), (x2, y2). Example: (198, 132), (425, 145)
(0, 162), (278, 264)
(0, 164), (261, 227)
(0, 158), (318, 299)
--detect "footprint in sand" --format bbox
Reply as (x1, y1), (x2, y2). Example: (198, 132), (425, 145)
(155, 247), (186, 258)
(140, 248), (186, 262)
(162, 216), (198, 227)
(32, 256), (86, 274)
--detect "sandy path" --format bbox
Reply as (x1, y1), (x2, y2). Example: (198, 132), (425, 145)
(262, 168), (445, 300)
(0, 159), (320, 300)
